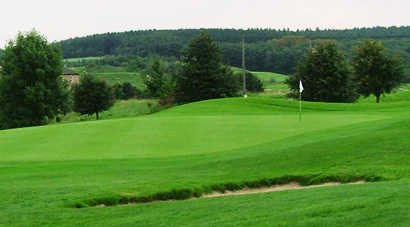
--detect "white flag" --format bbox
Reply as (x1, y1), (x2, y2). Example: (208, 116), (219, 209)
(299, 80), (304, 93)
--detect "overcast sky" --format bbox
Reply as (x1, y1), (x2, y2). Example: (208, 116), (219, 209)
(1, 0), (409, 47)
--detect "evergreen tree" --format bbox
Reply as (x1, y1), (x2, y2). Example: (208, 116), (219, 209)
(175, 32), (238, 103)
(0, 31), (71, 129)
(286, 42), (358, 102)
(73, 74), (114, 120)
(352, 40), (405, 103)
(236, 71), (264, 92)
(145, 60), (168, 98)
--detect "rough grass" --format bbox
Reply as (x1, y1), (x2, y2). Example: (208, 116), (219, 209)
(0, 83), (409, 226)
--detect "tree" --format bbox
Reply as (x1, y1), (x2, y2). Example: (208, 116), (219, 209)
(145, 60), (168, 98)
(236, 71), (264, 92)
(0, 30), (71, 129)
(174, 32), (239, 103)
(352, 40), (405, 103)
(286, 42), (358, 103)
(73, 74), (114, 120)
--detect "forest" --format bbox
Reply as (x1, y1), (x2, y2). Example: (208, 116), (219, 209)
(58, 27), (410, 78)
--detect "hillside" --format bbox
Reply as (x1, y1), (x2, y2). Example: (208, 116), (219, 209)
(58, 27), (410, 76)
(0, 85), (409, 226)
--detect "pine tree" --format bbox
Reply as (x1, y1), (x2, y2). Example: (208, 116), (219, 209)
(286, 42), (358, 103)
(175, 32), (238, 103)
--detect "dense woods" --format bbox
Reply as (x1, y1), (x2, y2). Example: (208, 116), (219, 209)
(59, 27), (410, 77)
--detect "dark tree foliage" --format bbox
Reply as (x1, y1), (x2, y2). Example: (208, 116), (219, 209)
(286, 42), (358, 103)
(59, 27), (410, 75)
(174, 32), (239, 103)
(234, 71), (264, 92)
(352, 40), (405, 103)
(73, 74), (114, 120)
(113, 82), (142, 100)
(0, 31), (71, 129)
(145, 60), (170, 98)
(113, 83), (125, 100)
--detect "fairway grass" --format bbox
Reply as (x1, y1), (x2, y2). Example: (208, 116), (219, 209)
(0, 86), (409, 226)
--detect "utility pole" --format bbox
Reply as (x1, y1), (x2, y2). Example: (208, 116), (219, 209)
(242, 32), (247, 98)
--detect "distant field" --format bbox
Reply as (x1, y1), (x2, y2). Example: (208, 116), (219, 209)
(59, 99), (159, 123)
(64, 56), (103, 63)
(94, 72), (144, 89)
(231, 66), (289, 94)
(0, 84), (409, 226)
(67, 65), (145, 88)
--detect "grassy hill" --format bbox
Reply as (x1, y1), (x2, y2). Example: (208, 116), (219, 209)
(0, 85), (409, 226)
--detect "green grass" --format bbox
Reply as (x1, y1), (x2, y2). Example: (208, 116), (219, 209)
(0, 84), (409, 226)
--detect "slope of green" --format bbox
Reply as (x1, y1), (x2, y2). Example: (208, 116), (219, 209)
(0, 87), (409, 226)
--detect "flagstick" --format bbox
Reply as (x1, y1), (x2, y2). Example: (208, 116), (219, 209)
(299, 92), (302, 123)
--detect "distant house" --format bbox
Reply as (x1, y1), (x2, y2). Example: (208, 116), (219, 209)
(62, 68), (79, 86)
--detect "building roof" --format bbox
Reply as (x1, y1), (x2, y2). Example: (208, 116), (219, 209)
(62, 68), (79, 75)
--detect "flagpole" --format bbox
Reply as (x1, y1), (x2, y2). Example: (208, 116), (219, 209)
(299, 80), (303, 123)
(299, 92), (302, 123)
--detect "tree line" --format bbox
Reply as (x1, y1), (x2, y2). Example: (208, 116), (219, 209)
(287, 41), (404, 103)
(0, 30), (405, 130)
(58, 27), (410, 77)
(0, 31), (263, 129)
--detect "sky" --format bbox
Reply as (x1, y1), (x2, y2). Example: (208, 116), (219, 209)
(1, 0), (409, 47)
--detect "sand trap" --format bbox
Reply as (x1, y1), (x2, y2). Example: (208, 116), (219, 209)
(203, 181), (365, 198)
(95, 181), (366, 208)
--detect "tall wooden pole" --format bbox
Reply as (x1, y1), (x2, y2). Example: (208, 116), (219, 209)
(242, 32), (247, 97)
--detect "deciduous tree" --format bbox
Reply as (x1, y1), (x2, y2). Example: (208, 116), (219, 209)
(73, 74), (114, 120)
(352, 40), (404, 103)
(0, 30), (71, 129)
